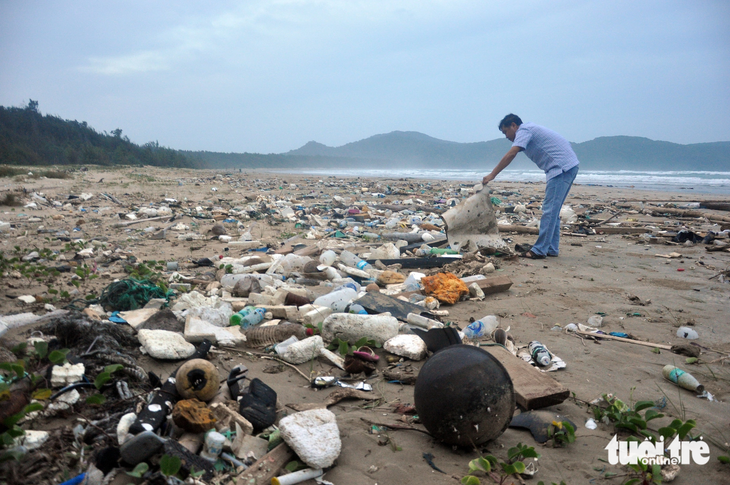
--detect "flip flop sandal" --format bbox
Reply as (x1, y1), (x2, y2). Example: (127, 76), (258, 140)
(522, 250), (546, 260)
(515, 243), (533, 253)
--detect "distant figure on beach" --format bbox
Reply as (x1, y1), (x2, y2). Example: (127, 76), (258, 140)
(483, 114), (580, 259)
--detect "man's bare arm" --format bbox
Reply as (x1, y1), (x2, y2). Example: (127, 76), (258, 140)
(482, 146), (523, 184)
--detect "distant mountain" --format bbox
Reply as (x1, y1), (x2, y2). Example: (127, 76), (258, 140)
(286, 131), (513, 166)
(572, 136), (730, 170)
(284, 131), (730, 171)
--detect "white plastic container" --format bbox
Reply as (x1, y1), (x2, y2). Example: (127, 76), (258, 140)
(319, 250), (337, 267)
(403, 272), (425, 291)
(321, 313), (400, 345)
(369, 243), (400, 260)
(276, 336), (325, 365)
(200, 431), (225, 462)
(220, 273), (279, 290)
(272, 468), (324, 485)
(312, 288), (357, 313)
(676, 326), (698, 339)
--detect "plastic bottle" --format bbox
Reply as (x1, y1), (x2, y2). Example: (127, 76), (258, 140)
(403, 272), (425, 292)
(406, 312), (444, 329)
(272, 468), (324, 485)
(229, 306), (256, 326)
(275, 336), (325, 365)
(462, 320), (487, 339)
(430, 247), (459, 255)
(662, 365), (704, 393)
(321, 313), (400, 345)
(528, 341), (552, 366)
(319, 250), (337, 267)
(340, 250), (374, 272)
(312, 287), (358, 313)
(200, 431), (225, 462)
(346, 303), (368, 315)
(237, 308), (266, 328)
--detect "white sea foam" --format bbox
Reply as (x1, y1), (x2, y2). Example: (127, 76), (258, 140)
(274, 168), (730, 194)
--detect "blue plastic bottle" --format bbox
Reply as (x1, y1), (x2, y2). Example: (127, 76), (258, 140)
(238, 308), (266, 328)
(230, 306), (256, 326)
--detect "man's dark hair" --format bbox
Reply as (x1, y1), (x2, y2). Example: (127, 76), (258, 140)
(498, 114), (522, 130)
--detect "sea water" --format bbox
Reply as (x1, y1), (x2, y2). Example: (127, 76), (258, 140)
(275, 168), (730, 195)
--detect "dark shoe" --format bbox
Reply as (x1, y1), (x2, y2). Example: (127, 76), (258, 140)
(522, 250), (546, 260)
(547, 253), (559, 257)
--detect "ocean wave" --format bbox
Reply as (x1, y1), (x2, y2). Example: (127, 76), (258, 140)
(275, 168), (730, 194)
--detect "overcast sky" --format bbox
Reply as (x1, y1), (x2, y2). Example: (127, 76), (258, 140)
(1, 1), (728, 154)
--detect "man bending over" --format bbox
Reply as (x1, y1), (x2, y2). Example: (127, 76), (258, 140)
(483, 114), (580, 259)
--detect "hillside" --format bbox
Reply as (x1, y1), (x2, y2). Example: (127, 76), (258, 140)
(2, 102), (727, 171)
(0, 101), (198, 168)
(286, 131), (730, 171)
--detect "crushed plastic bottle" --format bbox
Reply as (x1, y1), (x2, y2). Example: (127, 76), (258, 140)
(237, 308), (266, 328)
(462, 315), (499, 339)
(230, 306), (256, 326)
(528, 341), (552, 366)
(662, 365), (704, 393)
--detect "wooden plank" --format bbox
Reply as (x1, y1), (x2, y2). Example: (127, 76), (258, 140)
(235, 443), (294, 485)
(575, 330), (672, 350)
(497, 224), (650, 235)
(483, 345), (570, 410)
(365, 256), (461, 269)
(471, 276), (513, 295)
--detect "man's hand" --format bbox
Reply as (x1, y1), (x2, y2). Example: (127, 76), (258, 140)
(482, 173), (495, 185)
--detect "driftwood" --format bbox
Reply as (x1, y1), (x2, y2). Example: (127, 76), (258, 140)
(575, 330), (672, 350)
(497, 224), (649, 235)
(111, 215), (174, 227)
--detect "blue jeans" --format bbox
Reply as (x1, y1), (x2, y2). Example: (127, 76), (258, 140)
(531, 166), (578, 257)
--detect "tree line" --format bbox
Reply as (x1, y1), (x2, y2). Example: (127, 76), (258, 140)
(0, 101), (201, 168)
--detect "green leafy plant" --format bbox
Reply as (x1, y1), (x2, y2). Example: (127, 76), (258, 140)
(327, 336), (380, 356)
(159, 454), (181, 478)
(657, 418), (696, 441)
(461, 444), (539, 485)
(547, 420), (576, 447)
(125, 462), (149, 478)
(48, 349), (70, 365)
(592, 394), (665, 441)
(94, 364), (124, 389)
(0, 402), (44, 449)
(284, 460), (307, 472)
(624, 460), (662, 485)
(86, 364), (124, 405)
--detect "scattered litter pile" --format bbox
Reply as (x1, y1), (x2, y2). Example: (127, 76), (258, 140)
(0, 168), (729, 484)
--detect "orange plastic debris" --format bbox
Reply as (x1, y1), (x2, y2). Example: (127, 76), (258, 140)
(421, 272), (469, 305)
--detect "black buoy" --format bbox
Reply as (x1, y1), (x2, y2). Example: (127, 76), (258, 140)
(414, 345), (515, 446)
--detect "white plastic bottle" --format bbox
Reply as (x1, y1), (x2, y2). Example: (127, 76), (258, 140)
(340, 250), (374, 272)
(406, 313), (444, 329)
(319, 250), (337, 267)
(321, 313), (400, 345)
(312, 287), (358, 313)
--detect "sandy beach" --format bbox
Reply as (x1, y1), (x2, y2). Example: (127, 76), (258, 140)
(1, 166), (729, 485)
